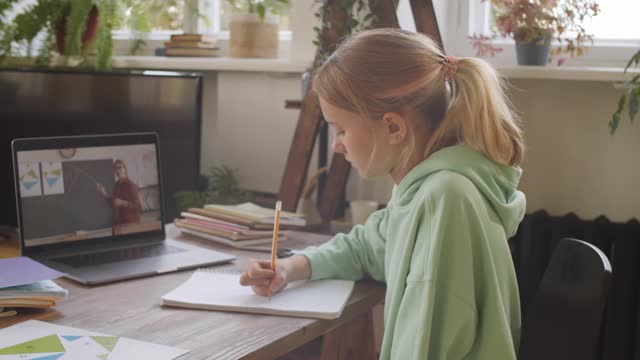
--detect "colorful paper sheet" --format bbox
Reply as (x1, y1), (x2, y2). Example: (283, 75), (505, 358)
(0, 321), (188, 360)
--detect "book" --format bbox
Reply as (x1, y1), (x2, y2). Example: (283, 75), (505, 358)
(174, 218), (283, 241)
(0, 279), (68, 308)
(181, 211), (251, 230)
(180, 215), (268, 235)
(178, 227), (278, 248)
(0, 279), (68, 299)
(165, 47), (219, 57)
(170, 33), (216, 42)
(164, 40), (217, 49)
(187, 208), (273, 230)
(161, 270), (355, 320)
(204, 202), (306, 227)
(0, 298), (56, 308)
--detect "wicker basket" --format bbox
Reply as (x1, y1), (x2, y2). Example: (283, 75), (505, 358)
(229, 13), (279, 58)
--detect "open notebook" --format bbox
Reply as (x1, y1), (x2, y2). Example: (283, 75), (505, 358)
(161, 270), (355, 320)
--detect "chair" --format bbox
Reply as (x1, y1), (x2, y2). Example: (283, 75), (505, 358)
(518, 238), (612, 360)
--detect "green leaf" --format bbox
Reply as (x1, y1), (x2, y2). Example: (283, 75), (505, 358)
(625, 49), (640, 73)
(617, 94), (627, 113)
(174, 191), (209, 212)
(629, 93), (639, 122)
(609, 112), (621, 135)
(95, 0), (115, 70)
(256, 3), (266, 21)
(64, 0), (94, 56)
(609, 95), (626, 135)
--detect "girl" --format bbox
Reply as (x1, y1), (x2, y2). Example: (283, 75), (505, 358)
(240, 28), (526, 359)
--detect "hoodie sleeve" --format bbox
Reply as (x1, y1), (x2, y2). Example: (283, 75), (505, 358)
(297, 208), (387, 282)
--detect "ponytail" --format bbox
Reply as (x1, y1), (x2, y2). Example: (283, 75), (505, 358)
(426, 57), (524, 166)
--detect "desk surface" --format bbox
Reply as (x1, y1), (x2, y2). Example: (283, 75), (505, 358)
(0, 225), (385, 360)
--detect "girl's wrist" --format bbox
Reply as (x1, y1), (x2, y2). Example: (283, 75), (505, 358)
(280, 255), (311, 283)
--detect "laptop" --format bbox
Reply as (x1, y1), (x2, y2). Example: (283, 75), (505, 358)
(12, 132), (235, 285)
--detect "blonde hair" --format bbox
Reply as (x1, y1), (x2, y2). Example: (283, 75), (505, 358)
(313, 28), (524, 166)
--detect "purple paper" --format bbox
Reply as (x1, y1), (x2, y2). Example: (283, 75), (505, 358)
(0, 256), (66, 288)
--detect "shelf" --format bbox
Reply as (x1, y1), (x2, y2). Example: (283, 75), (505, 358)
(112, 56), (309, 73)
(112, 56), (639, 82)
(496, 65), (640, 82)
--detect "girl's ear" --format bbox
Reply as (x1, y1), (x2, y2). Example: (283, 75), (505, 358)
(382, 112), (409, 145)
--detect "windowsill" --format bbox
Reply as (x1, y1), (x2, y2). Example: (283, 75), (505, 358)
(112, 56), (639, 81)
(496, 65), (640, 82)
(112, 56), (310, 73)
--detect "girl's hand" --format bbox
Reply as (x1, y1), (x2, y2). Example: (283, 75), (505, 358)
(239, 260), (289, 297)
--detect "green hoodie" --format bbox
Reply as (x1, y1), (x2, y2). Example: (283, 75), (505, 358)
(299, 145), (526, 359)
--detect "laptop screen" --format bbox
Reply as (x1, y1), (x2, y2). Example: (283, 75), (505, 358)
(15, 142), (162, 248)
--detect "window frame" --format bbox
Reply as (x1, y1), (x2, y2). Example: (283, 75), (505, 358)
(445, 0), (640, 67)
(112, 0), (293, 45)
(111, 0), (293, 55)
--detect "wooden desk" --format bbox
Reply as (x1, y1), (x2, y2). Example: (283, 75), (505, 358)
(0, 225), (385, 360)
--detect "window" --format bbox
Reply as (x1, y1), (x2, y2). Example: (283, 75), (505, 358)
(448, 0), (640, 67)
(199, 0), (291, 38)
(115, 0), (188, 32)
(584, 0), (640, 40)
(113, 0), (290, 38)
(218, 1), (290, 32)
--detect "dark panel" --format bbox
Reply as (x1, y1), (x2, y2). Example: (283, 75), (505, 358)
(602, 220), (640, 360)
(0, 69), (202, 226)
(510, 212), (640, 360)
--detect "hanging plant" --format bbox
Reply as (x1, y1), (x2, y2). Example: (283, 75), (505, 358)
(312, 0), (378, 69)
(609, 50), (640, 135)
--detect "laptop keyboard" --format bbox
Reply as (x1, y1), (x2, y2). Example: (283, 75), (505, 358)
(53, 243), (185, 268)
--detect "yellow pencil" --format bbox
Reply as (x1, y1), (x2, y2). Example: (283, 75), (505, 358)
(269, 201), (282, 300)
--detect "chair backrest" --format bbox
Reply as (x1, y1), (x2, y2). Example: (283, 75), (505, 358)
(518, 238), (612, 360)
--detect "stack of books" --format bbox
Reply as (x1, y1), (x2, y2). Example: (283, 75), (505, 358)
(175, 202), (306, 249)
(0, 256), (68, 317)
(164, 33), (219, 57)
(0, 279), (68, 311)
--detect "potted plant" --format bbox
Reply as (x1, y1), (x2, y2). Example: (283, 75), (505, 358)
(0, 0), (151, 70)
(609, 49), (640, 134)
(174, 165), (250, 211)
(469, 0), (600, 65)
(227, 0), (289, 58)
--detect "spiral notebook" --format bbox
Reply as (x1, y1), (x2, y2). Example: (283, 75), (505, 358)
(161, 270), (355, 320)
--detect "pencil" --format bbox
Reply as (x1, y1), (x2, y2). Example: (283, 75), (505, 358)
(269, 201), (282, 299)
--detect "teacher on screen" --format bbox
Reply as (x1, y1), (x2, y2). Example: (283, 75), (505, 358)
(97, 159), (142, 225)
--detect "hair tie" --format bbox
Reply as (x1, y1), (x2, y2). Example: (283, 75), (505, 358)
(441, 55), (459, 81)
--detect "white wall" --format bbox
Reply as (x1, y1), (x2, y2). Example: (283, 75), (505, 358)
(200, 71), (302, 192)
(511, 79), (640, 222)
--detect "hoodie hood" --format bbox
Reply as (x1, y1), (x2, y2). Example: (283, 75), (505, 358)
(395, 145), (526, 238)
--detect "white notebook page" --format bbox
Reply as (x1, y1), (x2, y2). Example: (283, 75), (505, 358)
(161, 270), (355, 320)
